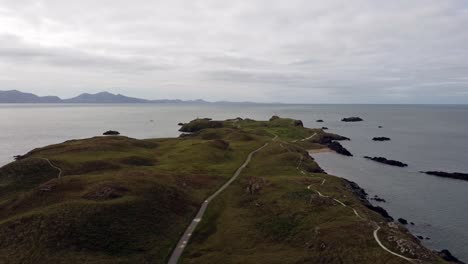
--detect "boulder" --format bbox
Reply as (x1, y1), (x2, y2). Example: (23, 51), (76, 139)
(341, 117), (363, 122)
(321, 127), (329, 130)
(316, 119), (324, 122)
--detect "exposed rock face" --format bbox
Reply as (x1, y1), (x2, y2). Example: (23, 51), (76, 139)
(269, 115), (280, 121)
(316, 119), (324, 122)
(293, 120), (304, 127)
(328, 141), (353, 156)
(421, 171), (468, 181)
(343, 179), (393, 221)
(398, 218), (408, 225)
(437, 249), (465, 263)
(179, 119), (223, 132)
(341, 117), (363, 122)
(370, 195), (386, 202)
(103, 130), (120, 135)
(372, 137), (391, 141)
(317, 134), (350, 145)
(364, 156), (408, 167)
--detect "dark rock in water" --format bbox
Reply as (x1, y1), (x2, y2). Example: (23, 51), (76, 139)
(316, 119), (324, 122)
(425, 237), (431, 240)
(177, 122), (185, 126)
(410, 222), (415, 225)
(421, 171), (468, 181)
(398, 218), (408, 225)
(364, 156), (408, 167)
(103, 130), (120, 136)
(341, 117), (363, 122)
(437, 249), (465, 263)
(417, 235), (424, 240)
(370, 195), (386, 202)
(293, 119), (304, 127)
(321, 127), (329, 130)
(372, 137), (391, 141)
(378, 126), (383, 128)
(269, 115), (280, 121)
(328, 141), (353, 156)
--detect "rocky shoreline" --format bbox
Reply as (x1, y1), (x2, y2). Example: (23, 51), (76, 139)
(341, 178), (464, 263)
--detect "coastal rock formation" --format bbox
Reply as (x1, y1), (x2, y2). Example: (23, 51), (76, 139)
(343, 179), (393, 221)
(328, 141), (353, 156)
(421, 171), (468, 181)
(364, 156), (408, 167)
(370, 195), (386, 202)
(179, 119), (223, 132)
(293, 119), (304, 127)
(372, 137), (391, 141)
(321, 127), (329, 130)
(437, 249), (465, 263)
(316, 119), (324, 122)
(398, 218), (408, 225)
(269, 115), (280, 121)
(103, 130), (120, 135)
(341, 117), (363, 122)
(317, 134), (350, 145)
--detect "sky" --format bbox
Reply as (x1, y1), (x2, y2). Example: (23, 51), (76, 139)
(0, 0), (468, 103)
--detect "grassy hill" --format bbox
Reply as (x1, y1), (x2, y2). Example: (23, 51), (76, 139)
(0, 117), (448, 263)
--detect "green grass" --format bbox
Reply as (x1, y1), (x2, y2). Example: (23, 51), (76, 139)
(0, 117), (448, 264)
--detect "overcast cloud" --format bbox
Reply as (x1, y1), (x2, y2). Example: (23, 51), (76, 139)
(0, 0), (467, 103)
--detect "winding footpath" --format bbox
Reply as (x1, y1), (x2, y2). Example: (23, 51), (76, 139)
(38, 157), (62, 179)
(303, 166), (415, 262)
(288, 133), (414, 262)
(167, 139), (274, 264)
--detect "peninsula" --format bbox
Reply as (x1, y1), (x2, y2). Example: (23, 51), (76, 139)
(0, 117), (453, 263)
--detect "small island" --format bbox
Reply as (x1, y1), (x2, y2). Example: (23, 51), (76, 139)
(372, 137), (391, 141)
(421, 171), (468, 181)
(341, 117), (363, 122)
(364, 156), (408, 167)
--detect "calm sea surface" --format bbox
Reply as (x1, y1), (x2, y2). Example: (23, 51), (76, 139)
(1, 103), (467, 260)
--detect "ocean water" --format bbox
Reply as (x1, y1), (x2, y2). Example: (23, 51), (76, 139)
(1, 103), (467, 261)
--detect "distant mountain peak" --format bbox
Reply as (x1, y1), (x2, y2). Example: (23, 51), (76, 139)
(0, 90), (218, 104)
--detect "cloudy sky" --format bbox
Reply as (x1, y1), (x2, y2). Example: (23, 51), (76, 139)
(0, 0), (467, 103)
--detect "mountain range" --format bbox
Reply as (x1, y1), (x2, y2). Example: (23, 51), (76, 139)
(0, 90), (210, 104)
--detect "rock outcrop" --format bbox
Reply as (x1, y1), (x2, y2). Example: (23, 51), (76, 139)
(372, 137), (391, 141)
(364, 156), (408, 167)
(328, 141), (353, 156)
(421, 171), (468, 181)
(103, 130), (120, 135)
(341, 117), (363, 122)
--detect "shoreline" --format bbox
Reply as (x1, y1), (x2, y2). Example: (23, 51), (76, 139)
(309, 150), (465, 264)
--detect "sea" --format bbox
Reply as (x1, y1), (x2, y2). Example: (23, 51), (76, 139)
(1, 103), (467, 261)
